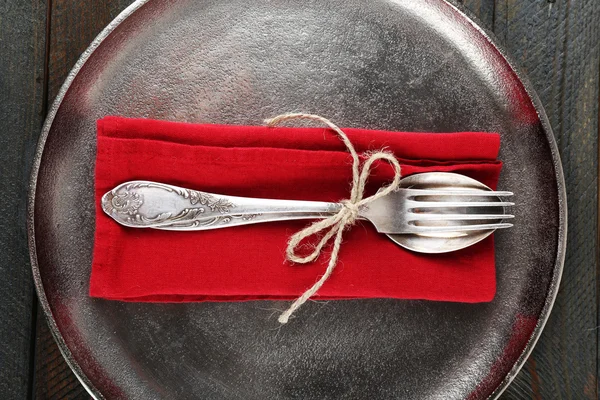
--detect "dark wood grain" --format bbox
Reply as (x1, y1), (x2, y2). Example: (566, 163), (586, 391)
(491, 0), (600, 399)
(34, 317), (89, 400)
(33, 2), (136, 399)
(0, 1), (47, 398)
(457, 0), (496, 32)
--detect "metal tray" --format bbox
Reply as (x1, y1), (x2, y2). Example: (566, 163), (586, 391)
(28, 0), (566, 398)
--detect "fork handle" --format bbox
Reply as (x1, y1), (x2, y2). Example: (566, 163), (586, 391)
(101, 180), (342, 230)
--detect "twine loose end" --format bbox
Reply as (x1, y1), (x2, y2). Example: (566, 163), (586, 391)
(265, 113), (402, 324)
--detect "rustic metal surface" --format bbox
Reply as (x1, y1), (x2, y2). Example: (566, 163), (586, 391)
(27, 0), (567, 399)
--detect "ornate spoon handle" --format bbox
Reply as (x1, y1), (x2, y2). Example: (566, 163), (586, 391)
(101, 180), (341, 230)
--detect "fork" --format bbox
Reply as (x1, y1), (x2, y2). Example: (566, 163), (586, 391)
(102, 174), (514, 236)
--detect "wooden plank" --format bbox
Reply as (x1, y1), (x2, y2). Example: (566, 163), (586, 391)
(46, 0), (136, 101)
(34, 1), (135, 399)
(34, 316), (89, 400)
(456, 0), (496, 31)
(0, 0), (47, 398)
(492, 0), (600, 399)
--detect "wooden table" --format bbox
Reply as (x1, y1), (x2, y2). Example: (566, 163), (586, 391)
(1, 1), (597, 398)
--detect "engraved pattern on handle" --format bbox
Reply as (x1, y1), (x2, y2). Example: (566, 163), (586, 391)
(102, 180), (345, 230)
(101, 181), (262, 228)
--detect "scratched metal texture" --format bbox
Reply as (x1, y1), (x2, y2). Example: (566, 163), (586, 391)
(26, 0), (575, 399)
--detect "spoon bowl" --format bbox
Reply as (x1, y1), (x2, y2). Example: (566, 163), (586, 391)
(387, 172), (507, 253)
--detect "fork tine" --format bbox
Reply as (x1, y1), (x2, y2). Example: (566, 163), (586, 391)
(411, 222), (513, 233)
(409, 201), (514, 208)
(410, 213), (514, 221)
(404, 189), (513, 197)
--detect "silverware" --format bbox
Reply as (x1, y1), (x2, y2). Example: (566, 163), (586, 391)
(102, 172), (513, 253)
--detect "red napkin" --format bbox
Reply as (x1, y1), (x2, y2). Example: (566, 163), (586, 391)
(91, 116), (502, 303)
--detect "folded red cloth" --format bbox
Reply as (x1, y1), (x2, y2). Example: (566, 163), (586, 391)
(91, 116), (502, 303)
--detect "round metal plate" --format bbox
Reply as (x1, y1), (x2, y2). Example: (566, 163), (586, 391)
(28, 0), (566, 399)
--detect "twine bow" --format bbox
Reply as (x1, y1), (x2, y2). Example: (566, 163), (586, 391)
(264, 114), (402, 324)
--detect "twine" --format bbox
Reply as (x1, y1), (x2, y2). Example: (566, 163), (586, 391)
(264, 114), (402, 324)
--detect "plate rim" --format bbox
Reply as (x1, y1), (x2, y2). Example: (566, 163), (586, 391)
(443, 2), (567, 397)
(26, 1), (567, 399)
(27, 2), (153, 398)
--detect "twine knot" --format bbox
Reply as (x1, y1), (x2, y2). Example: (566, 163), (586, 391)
(340, 200), (361, 222)
(264, 113), (402, 324)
